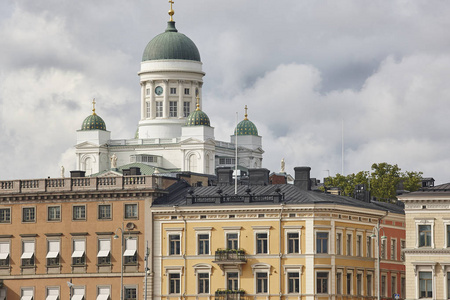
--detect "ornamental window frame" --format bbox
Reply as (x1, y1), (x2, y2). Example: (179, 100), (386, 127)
(346, 232), (353, 256)
(169, 101), (178, 117)
(124, 285), (137, 300)
(346, 269), (353, 295)
(165, 266), (183, 295)
(443, 219), (450, 248)
(46, 239), (61, 267)
(336, 231), (343, 255)
(0, 207), (11, 224)
(226, 271), (240, 291)
(124, 203), (138, 220)
(316, 270), (330, 294)
(391, 238), (397, 260)
(98, 204), (112, 220)
(71, 238), (86, 266)
(22, 206), (36, 223)
(72, 205), (86, 221)
(284, 226), (302, 254)
(193, 263), (212, 294)
(155, 101), (163, 118)
(412, 263), (436, 299)
(315, 230), (329, 254)
(366, 234), (372, 258)
(0, 240), (10, 267)
(166, 228), (183, 256)
(47, 205), (61, 222)
(194, 227), (212, 255)
(415, 218), (435, 248)
(356, 232), (363, 257)
(283, 265), (303, 294)
(251, 263), (271, 295)
(183, 101), (190, 117)
(253, 226), (271, 255)
(336, 271), (343, 295)
(21, 239), (35, 267)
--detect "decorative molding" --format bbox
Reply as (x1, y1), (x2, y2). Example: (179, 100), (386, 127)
(45, 233), (63, 237)
(70, 232), (88, 236)
(19, 234), (37, 237)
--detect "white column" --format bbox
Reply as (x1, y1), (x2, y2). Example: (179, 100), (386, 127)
(163, 80), (169, 118)
(140, 82), (145, 120)
(305, 218), (315, 300)
(178, 80), (183, 118)
(149, 80), (154, 119)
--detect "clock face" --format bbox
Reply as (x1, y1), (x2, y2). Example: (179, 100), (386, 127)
(155, 86), (163, 95)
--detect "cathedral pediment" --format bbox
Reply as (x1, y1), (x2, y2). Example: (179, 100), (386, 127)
(75, 141), (108, 149)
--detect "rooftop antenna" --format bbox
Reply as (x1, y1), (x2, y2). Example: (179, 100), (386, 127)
(235, 111), (238, 194)
(341, 119), (344, 175)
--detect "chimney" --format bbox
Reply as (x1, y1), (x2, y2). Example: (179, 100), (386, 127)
(217, 168), (233, 184)
(248, 168), (270, 185)
(294, 167), (311, 190)
(70, 170), (86, 178)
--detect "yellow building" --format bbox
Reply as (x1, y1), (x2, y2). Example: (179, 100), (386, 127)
(398, 182), (450, 300)
(149, 168), (405, 300)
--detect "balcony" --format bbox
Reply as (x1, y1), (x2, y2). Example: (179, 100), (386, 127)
(213, 249), (247, 274)
(215, 289), (246, 300)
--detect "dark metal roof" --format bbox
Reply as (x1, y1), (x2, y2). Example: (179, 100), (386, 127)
(153, 182), (404, 214)
(408, 182), (450, 193)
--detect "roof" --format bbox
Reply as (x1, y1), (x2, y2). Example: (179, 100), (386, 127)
(185, 109), (210, 126)
(142, 21), (201, 62)
(90, 163), (179, 177)
(234, 119), (258, 136)
(153, 182), (404, 214)
(81, 113), (106, 131)
(404, 182), (450, 193)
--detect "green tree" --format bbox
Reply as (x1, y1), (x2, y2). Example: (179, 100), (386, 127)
(324, 163), (422, 201)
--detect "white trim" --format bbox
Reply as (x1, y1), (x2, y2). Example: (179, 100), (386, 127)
(346, 231), (353, 256)
(167, 231), (182, 256)
(315, 230), (330, 254)
(285, 228), (301, 254)
(254, 270), (270, 294)
(355, 232), (363, 257)
(252, 225), (272, 230)
(254, 230), (269, 255)
(336, 230), (343, 255)
(193, 227), (213, 231)
(251, 263), (272, 275)
(443, 221), (450, 248)
(224, 231), (240, 250)
(346, 269), (353, 295)
(315, 270), (330, 294)
(415, 219), (435, 248)
(336, 270), (343, 295)
(414, 265), (436, 300)
(196, 231), (211, 255)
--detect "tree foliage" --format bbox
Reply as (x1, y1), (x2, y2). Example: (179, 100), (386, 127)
(324, 163), (422, 201)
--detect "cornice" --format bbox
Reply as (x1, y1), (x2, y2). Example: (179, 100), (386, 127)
(404, 248), (450, 255)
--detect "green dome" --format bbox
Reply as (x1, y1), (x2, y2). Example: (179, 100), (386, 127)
(142, 21), (201, 62)
(235, 119), (258, 136)
(185, 109), (210, 127)
(81, 113), (106, 131)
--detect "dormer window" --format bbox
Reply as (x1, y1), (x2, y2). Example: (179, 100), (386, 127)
(130, 154), (158, 164)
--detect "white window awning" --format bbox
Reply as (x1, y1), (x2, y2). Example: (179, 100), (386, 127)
(21, 252), (34, 259)
(0, 253), (9, 260)
(21, 241), (35, 259)
(46, 296), (58, 300)
(96, 295), (109, 300)
(46, 240), (60, 258)
(71, 296), (84, 300)
(97, 239), (111, 257)
(123, 238), (137, 257)
(71, 250), (84, 258)
(21, 296), (33, 300)
(0, 242), (10, 260)
(46, 251), (59, 258)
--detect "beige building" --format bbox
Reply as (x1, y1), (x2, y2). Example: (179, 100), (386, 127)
(0, 172), (208, 300)
(398, 183), (450, 300)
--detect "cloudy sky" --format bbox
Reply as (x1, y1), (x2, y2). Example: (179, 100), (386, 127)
(1, 0), (450, 183)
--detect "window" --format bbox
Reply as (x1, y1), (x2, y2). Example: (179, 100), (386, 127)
(381, 275), (387, 297)
(169, 101), (178, 117)
(346, 272), (352, 295)
(21, 287), (34, 300)
(21, 240), (35, 266)
(401, 277), (406, 299)
(400, 240), (405, 261)
(48, 206), (60, 221)
(22, 207), (35, 222)
(419, 225), (432, 247)
(287, 232), (300, 254)
(46, 240), (60, 266)
(367, 273), (372, 296)
(198, 234), (209, 255)
(336, 233), (342, 255)
(46, 287), (59, 300)
(169, 234), (181, 255)
(184, 88), (190, 95)
(72, 239), (86, 265)
(98, 204), (111, 220)
(169, 273), (181, 294)
(183, 102), (190, 117)
(125, 204), (138, 219)
(447, 225), (450, 248)
(0, 208), (11, 223)
(146, 88), (150, 95)
(256, 272), (268, 293)
(381, 239), (387, 259)
(256, 233), (268, 254)
(97, 286), (111, 300)
(392, 275), (397, 296)
(391, 239), (397, 260)
(367, 236), (372, 257)
(316, 232), (328, 254)
(73, 205), (86, 220)
(170, 87), (177, 94)
(97, 239), (111, 265)
(346, 234), (352, 256)
(317, 272), (328, 293)
(288, 272), (300, 293)
(219, 158), (235, 165)
(124, 287), (137, 300)
(156, 102), (163, 117)
(0, 242), (10, 267)
(124, 238), (137, 265)
(356, 235), (362, 256)
(419, 272), (432, 298)
(198, 273), (209, 294)
(146, 101), (151, 118)
(356, 273), (362, 295)
(72, 286), (85, 300)
(227, 233), (238, 250)
(227, 272), (239, 290)
(336, 273), (342, 294)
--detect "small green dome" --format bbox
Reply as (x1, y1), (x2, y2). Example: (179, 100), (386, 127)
(142, 21), (201, 62)
(81, 113), (106, 131)
(235, 119), (258, 136)
(185, 109), (210, 127)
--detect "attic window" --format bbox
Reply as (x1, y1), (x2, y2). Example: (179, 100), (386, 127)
(130, 154), (157, 163)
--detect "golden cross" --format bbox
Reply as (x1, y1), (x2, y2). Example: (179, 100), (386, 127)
(244, 105), (248, 120)
(196, 95), (200, 111)
(168, 0), (175, 21)
(92, 98), (96, 115)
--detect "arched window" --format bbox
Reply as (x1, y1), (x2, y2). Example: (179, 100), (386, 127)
(84, 157), (92, 175)
(189, 154), (197, 172)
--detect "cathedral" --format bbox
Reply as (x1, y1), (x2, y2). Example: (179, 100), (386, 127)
(75, 6), (263, 176)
